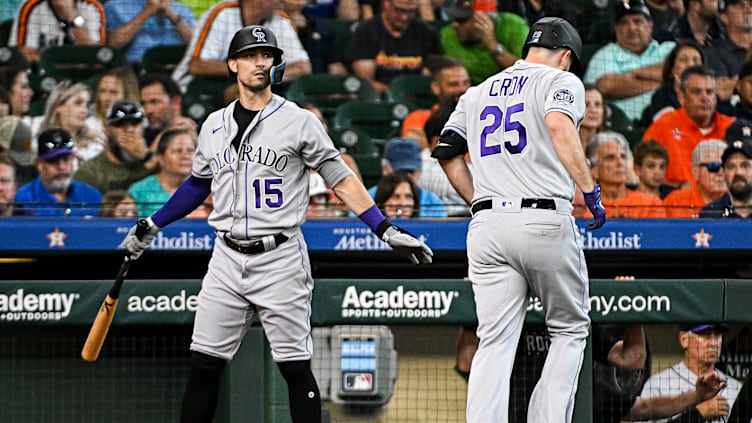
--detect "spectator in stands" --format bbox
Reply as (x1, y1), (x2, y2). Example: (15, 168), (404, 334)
(422, 97), (470, 216)
(645, 0), (683, 39)
(581, 131), (666, 218)
(496, 0), (577, 28)
(15, 128), (102, 216)
(8, 0), (106, 63)
(128, 127), (196, 216)
(717, 0), (752, 75)
(92, 67), (141, 131)
(729, 60), (752, 120)
(0, 67), (33, 118)
(306, 171), (334, 218)
(664, 138), (727, 217)
(0, 115), (37, 186)
(374, 170), (419, 218)
(171, 0), (312, 93)
(0, 87), (10, 119)
(641, 323), (740, 422)
(303, 0), (359, 19)
(346, 0), (439, 94)
(641, 39), (705, 125)
(37, 80), (106, 162)
(400, 55), (470, 141)
(139, 73), (196, 145)
(584, 0), (675, 123)
(657, 0), (738, 101)
(75, 100), (158, 193)
(579, 84), (607, 150)
(104, 0), (195, 63)
(282, 0), (347, 75)
(633, 139), (676, 199)
(0, 155), (19, 216)
(98, 189), (138, 217)
(439, 0), (528, 85)
(643, 65), (735, 188)
(700, 120), (752, 217)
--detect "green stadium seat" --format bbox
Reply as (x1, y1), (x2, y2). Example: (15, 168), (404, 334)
(140, 44), (187, 75)
(286, 74), (379, 124)
(38, 45), (128, 84)
(331, 126), (382, 187)
(385, 74), (436, 109)
(332, 100), (416, 142)
(0, 19), (12, 46)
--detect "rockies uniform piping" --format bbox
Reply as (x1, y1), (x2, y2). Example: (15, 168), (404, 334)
(432, 17), (607, 423)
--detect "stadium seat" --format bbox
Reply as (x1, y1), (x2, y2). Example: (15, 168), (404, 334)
(331, 126), (382, 187)
(385, 74), (435, 109)
(286, 74), (379, 124)
(140, 44), (187, 75)
(606, 102), (635, 132)
(332, 100), (416, 142)
(0, 46), (30, 70)
(328, 19), (360, 61)
(38, 45), (128, 84)
(0, 19), (12, 46)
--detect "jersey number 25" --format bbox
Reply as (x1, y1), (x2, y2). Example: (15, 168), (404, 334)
(480, 103), (528, 157)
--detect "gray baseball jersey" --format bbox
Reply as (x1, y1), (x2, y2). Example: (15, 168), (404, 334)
(640, 361), (742, 423)
(189, 95), (341, 362)
(439, 59), (591, 423)
(442, 60), (585, 203)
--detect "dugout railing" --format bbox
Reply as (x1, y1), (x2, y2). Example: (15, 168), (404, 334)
(0, 278), (749, 422)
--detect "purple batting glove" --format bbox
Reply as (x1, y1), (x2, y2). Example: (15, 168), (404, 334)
(583, 184), (607, 230)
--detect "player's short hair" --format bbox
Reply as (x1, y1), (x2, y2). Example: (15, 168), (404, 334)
(633, 139), (669, 166)
(691, 139), (727, 166)
(586, 130), (631, 167)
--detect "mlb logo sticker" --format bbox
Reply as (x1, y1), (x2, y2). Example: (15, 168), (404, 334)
(530, 30), (542, 44)
(552, 89), (574, 104)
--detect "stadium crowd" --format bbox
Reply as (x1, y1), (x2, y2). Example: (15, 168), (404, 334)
(0, 0), (751, 220)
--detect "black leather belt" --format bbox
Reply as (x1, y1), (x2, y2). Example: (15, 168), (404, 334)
(222, 233), (289, 255)
(471, 198), (557, 215)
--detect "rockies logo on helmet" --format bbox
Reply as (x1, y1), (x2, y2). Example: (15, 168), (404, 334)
(251, 27), (267, 43)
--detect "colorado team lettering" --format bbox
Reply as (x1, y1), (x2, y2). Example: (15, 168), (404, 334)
(210, 144), (289, 174)
(488, 75), (529, 97)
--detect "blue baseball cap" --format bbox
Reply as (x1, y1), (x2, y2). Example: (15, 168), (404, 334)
(384, 138), (422, 171)
(681, 323), (729, 333)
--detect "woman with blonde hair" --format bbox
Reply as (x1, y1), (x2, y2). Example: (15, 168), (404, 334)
(38, 80), (106, 162)
(93, 67), (140, 129)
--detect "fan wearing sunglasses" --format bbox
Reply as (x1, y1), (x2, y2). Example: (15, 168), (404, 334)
(664, 139), (728, 218)
(700, 119), (752, 218)
(14, 128), (102, 216)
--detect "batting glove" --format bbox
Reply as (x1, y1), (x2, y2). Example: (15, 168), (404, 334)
(583, 184), (607, 230)
(381, 225), (434, 265)
(119, 217), (161, 260)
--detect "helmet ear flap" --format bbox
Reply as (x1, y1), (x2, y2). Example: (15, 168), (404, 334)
(270, 60), (286, 85)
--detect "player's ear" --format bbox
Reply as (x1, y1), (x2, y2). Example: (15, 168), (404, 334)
(679, 331), (690, 349)
(228, 58), (238, 74)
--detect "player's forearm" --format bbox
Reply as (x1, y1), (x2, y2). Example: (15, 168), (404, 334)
(151, 176), (211, 227)
(624, 391), (700, 420)
(332, 174), (376, 215)
(608, 324), (647, 369)
(439, 156), (473, 206)
(547, 113), (595, 193)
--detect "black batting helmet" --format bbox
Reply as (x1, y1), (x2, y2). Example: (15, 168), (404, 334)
(522, 17), (583, 64)
(227, 26), (286, 84)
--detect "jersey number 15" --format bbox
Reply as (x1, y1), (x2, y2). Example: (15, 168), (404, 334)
(480, 103), (528, 157)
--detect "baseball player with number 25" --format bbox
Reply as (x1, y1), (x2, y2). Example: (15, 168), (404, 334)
(120, 26), (432, 423)
(432, 17), (607, 423)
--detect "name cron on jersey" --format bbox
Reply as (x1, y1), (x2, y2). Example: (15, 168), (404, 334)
(209, 144), (290, 175)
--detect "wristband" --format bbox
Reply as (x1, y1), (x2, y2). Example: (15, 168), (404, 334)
(358, 204), (389, 235)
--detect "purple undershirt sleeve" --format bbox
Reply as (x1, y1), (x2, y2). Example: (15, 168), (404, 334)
(151, 176), (212, 228)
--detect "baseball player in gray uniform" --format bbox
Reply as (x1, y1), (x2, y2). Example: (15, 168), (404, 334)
(432, 17), (607, 423)
(120, 26), (432, 423)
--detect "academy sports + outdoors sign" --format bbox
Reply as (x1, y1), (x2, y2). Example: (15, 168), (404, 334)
(0, 279), (744, 326)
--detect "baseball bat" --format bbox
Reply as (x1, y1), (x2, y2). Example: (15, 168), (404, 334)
(81, 218), (150, 362)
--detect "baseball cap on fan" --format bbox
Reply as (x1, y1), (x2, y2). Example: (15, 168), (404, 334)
(0, 116), (34, 166)
(444, 0), (474, 21)
(680, 323), (729, 333)
(106, 100), (145, 126)
(37, 128), (75, 161)
(722, 119), (752, 164)
(384, 138), (422, 171)
(615, 0), (651, 21)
